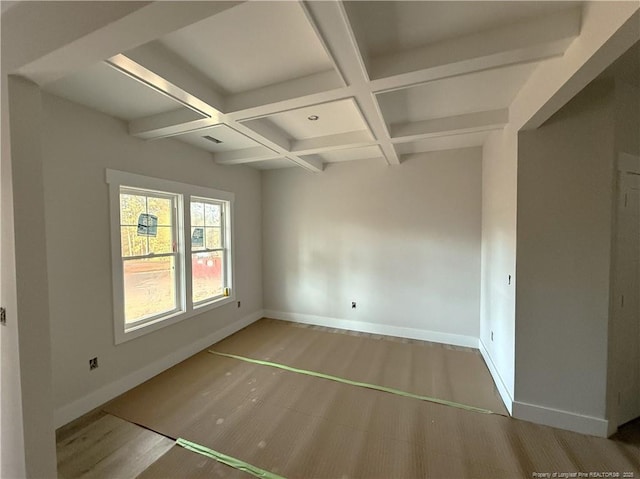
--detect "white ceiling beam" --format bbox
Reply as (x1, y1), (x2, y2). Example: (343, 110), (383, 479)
(512, 3), (639, 130)
(400, 147), (482, 163)
(397, 134), (488, 159)
(300, 1), (400, 166)
(108, 52), (323, 173)
(287, 155), (324, 173)
(107, 54), (223, 121)
(11, 1), (242, 85)
(390, 109), (509, 143)
(298, 0), (349, 87)
(231, 122), (323, 172)
(239, 120), (291, 151)
(124, 42), (227, 112)
(214, 147), (281, 166)
(290, 130), (374, 155)
(369, 7), (581, 93)
(226, 70), (344, 114)
(226, 86), (353, 122)
(371, 41), (575, 95)
(129, 108), (213, 139)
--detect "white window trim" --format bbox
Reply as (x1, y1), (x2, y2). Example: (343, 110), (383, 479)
(190, 196), (232, 308)
(106, 169), (236, 344)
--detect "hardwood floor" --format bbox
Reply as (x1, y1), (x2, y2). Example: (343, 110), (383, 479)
(56, 409), (173, 479)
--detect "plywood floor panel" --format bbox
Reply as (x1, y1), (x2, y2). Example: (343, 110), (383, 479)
(213, 319), (507, 415)
(136, 445), (253, 479)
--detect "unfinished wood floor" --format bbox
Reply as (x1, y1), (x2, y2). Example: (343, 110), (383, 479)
(56, 409), (173, 479)
(57, 319), (640, 478)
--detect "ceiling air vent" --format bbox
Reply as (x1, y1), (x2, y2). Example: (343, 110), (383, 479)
(202, 135), (223, 144)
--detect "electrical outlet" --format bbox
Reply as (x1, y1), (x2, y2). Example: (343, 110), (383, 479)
(237, 301), (241, 308)
(89, 357), (98, 371)
(0, 307), (6, 326)
(491, 331), (494, 342)
(351, 301), (357, 309)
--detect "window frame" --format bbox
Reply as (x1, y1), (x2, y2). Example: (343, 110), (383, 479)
(190, 196), (231, 307)
(107, 169), (235, 344)
(119, 186), (182, 328)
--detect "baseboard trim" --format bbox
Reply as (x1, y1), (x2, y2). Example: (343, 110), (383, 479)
(54, 310), (263, 428)
(512, 400), (609, 437)
(478, 339), (513, 415)
(264, 310), (479, 349)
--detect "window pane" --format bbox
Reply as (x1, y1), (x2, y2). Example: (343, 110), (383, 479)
(148, 226), (174, 254)
(191, 227), (205, 251)
(205, 227), (222, 249)
(192, 251), (224, 303)
(191, 201), (205, 227)
(123, 256), (176, 323)
(205, 203), (221, 226)
(147, 197), (173, 226)
(121, 226), (148, 257)
(120, 193), (146, 226)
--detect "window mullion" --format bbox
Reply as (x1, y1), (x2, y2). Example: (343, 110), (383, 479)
(183, 195), (194, 314)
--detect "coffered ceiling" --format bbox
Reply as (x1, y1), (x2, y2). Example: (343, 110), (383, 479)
(42, 0), (584, 172)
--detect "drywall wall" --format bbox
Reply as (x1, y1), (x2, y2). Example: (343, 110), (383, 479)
(40, 93), (263, 423)
(607, 71), (640, 432)
(1, 3), (166, 473)
(479, 126), (518, 410)
(515, 79), (616, 434)
(262, 148), (482, 344)
(1, 68), (27, 479)
(478, 0), (639, 424)
(1, 76), (58, 478)
(615, 80), (640, 156)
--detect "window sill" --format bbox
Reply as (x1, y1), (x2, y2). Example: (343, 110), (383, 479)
(115, 294), (236, 344)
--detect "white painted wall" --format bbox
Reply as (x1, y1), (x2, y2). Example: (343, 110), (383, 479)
(515, 79), (616, 436)
(262, 149), (482, 345)
(40, 93), (263, 424)
(478, 2), (638, 425)
(479, 126), (518, 410)
(1, 75), (59, 478)
(1, 63), (27, 479)
(607, 76), (640, 432)
(614, 80), (640, 156)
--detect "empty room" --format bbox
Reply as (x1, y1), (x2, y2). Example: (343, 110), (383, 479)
(1, 1), (639, 478)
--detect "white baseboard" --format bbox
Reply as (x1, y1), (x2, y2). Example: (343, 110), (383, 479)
(54, 310), (263, 428)
(264, 310), (479, 349)
(512, 400), (609, 438)
(478, 339), (513, 415)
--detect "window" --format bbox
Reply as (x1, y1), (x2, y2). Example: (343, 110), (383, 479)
(190, 198), (229, 304)
(107, 170), (234, 343)
(120, 188), (180, 325)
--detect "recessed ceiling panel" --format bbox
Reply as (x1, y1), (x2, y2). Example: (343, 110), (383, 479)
(255, 98), (370, 141)
(177, 124), (264, 153)
(158, 1), (334, 94)
(43, 62), (188, 121)
(377, 62), (538, 127)
(313, 145), (384, 164)
(394, 132), (489, 157)
(345, 1), (581, 58)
